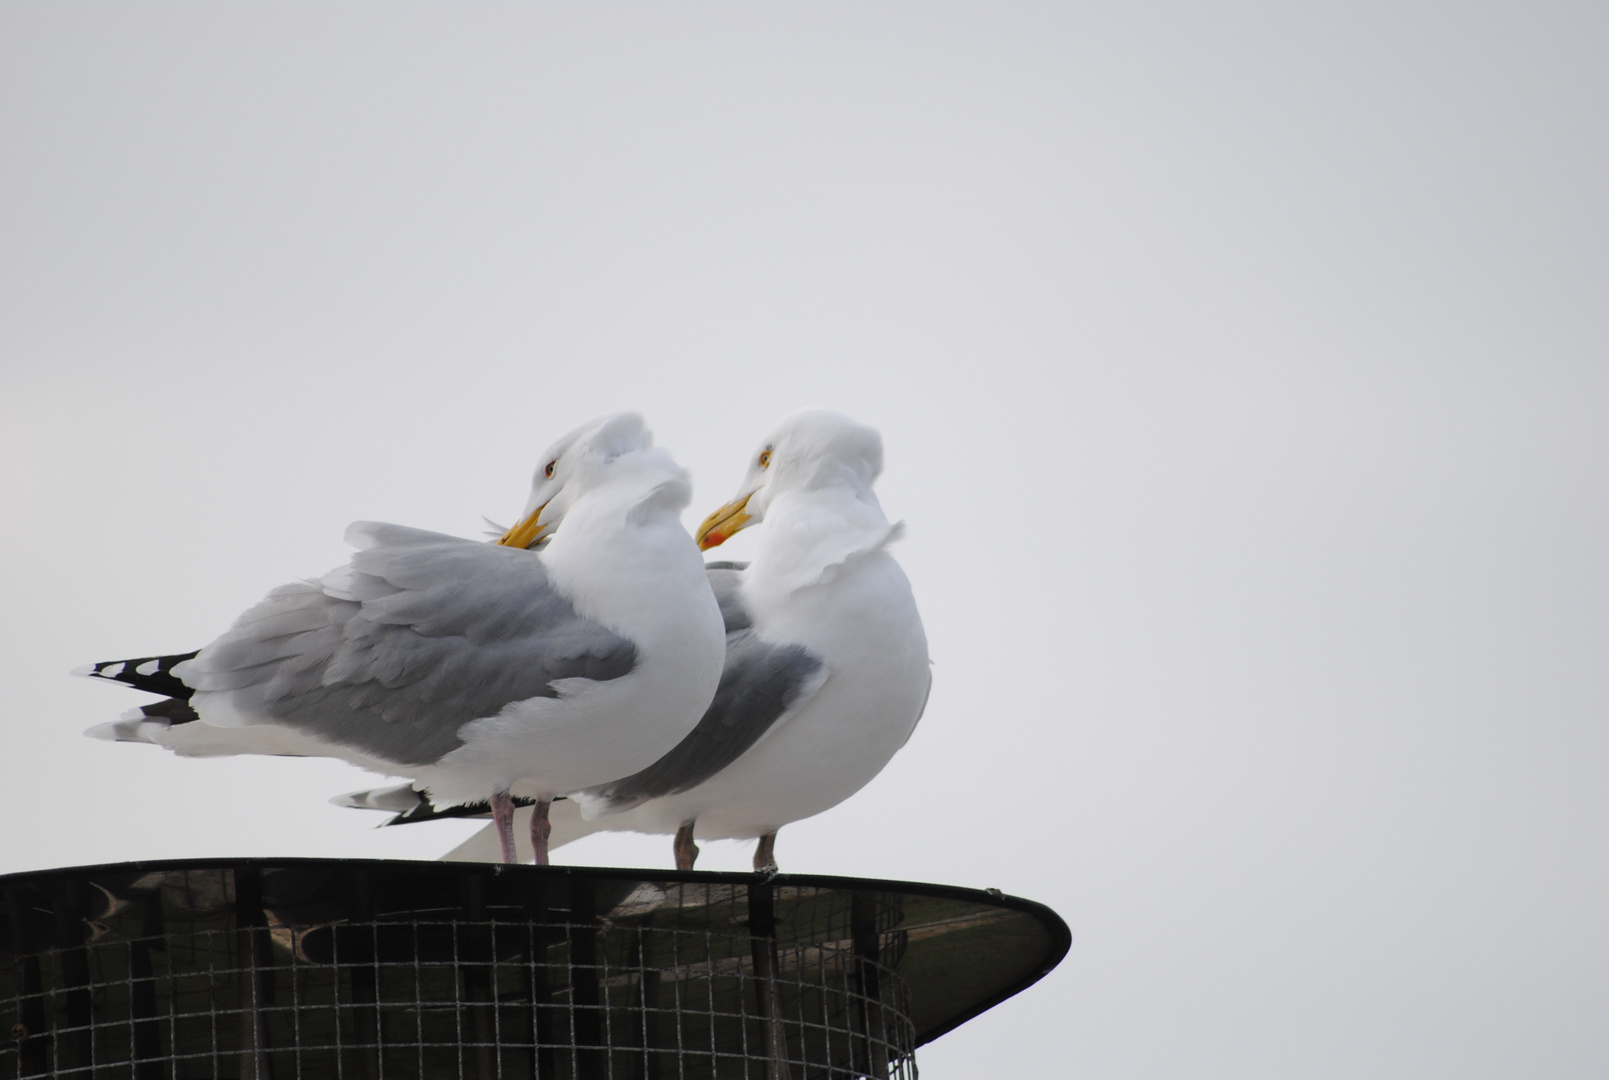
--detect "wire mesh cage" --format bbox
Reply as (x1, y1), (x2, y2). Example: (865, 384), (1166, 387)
(1, 860), (1067, 1080)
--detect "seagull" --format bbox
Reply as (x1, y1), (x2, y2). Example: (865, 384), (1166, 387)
(78, 412), (727, 865)
(342, 409), (930, 871)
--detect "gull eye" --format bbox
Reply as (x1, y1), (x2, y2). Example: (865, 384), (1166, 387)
(544, 460), (557, 479)
(758, 449), (772, 469)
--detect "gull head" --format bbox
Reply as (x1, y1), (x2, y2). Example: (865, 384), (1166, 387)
(696, 409), (884, 550)
(498, 412), (690, 549)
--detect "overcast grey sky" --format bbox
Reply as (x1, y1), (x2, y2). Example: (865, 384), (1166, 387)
(3, 4), (1606, 1077)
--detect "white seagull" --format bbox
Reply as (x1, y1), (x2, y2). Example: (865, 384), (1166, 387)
(78, 412), (727, 864)
(349, 409), (930, 871)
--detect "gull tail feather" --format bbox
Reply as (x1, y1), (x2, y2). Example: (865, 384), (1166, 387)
(86, 708), (175, 745)
(330, 783), (428, 814)
(84, 696), (199, 744)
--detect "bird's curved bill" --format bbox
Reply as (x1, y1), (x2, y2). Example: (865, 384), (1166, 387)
(498, 501), (551, 549)
(696, 494), (753, 550)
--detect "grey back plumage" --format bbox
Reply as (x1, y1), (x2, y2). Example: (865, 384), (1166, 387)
(186, 524), (637, 766)
(704, 563), (751, 632)
(580, 565), (823, 814)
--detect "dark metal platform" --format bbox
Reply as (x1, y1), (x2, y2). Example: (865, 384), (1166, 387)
(1, 859), (1068, 1079)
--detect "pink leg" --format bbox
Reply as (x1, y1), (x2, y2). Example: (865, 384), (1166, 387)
(753, 832), (778, 873)
(530, 799), (552, 866)
(490, 791), (517, 864)
(673, 822), (700, 871)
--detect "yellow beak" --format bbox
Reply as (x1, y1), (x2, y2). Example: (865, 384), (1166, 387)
(497, 500), (552, 549)
(695, 494), (754, 550)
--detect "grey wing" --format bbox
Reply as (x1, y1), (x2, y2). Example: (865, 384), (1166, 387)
(704, 562), (751, 632)
(180, 523), (637, 766)
(581, 626), (824, 814)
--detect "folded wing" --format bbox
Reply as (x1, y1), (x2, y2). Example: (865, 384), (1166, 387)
(573, 566), (824, 817)
(106, 524), (638, 768)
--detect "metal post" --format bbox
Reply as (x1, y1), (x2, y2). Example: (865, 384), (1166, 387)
(851, 892), (890, 1080)
(233, 866), (273, 1080)
(748, 880), (792, 1080)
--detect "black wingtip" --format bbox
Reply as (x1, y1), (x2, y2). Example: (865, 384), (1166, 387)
(383, 794), (541, 827)
(74, 651), (200, 700)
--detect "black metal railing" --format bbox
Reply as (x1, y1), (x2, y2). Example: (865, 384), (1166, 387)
(1, 859), (1069, 1080)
